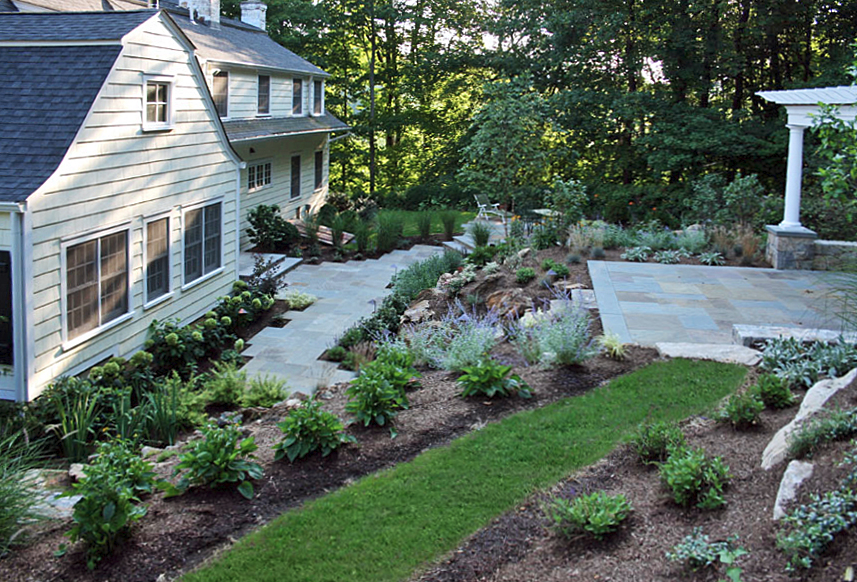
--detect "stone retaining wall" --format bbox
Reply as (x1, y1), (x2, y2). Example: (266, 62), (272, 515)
(812, 239), (857, 271)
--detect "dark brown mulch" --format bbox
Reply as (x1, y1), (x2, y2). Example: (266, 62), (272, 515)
(414, 378), (857, 582)
(2, 343), (658, 582)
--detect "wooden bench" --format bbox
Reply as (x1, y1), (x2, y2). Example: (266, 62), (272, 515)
(288, 219), (355, 246)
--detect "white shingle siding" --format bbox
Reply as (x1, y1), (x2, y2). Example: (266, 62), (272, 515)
(24, 15), (240, 399)
(0, 213), (10, 249)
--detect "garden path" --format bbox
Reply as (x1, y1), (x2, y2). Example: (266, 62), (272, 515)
(590, 261), (845, 346)
(241, 245), (443, 395)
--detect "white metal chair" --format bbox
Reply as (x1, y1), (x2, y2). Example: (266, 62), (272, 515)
(474, 194), (505, 223)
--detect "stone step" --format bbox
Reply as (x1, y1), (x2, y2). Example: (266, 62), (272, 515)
(732, 324), (857, 347)
(239, 252), (303, 281)
(655, 342), (762, 366)
(442, 239), (470, 255)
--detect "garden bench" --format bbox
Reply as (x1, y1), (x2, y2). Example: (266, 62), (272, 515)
(474, 194), (505, 223)
(287, 219), (355, 246)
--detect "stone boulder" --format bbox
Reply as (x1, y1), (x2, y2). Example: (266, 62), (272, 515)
(401, 299), (434, 325)
(485, 288), (529, 319)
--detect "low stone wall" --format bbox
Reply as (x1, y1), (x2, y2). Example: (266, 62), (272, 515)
(812, 239), (857, 271)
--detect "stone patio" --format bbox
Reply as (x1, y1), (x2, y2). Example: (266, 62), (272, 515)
(590, 260), (846, 346)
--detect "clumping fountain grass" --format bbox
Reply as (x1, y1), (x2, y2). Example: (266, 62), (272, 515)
(184, 359), (746, 582)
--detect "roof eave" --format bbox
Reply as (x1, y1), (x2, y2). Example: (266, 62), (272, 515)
(203, 57), (331, 78)
(228, 126), (350, 142)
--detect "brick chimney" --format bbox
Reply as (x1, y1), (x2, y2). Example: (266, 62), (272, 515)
(240, 0), (267, 30)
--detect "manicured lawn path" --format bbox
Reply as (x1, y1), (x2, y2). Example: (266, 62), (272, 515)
(185, 359), (746, 582)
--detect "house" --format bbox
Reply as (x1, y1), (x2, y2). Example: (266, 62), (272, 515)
(0, 10), (245, 402)
(2, 0), (349, 248)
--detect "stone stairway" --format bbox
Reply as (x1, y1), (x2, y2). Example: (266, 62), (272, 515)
(238, 251), (303, 282)
(442, 219), (506, 254)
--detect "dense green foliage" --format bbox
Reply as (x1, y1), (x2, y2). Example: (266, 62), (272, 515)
(660, 447), (731, 510)
(629, 420), (685, 465)
(0, 434), (43, 555)
(457, 358), (531, 399)
(544, 491), (632, 540)
(274, 401), (355, 462)
(185, 359), (746, 582)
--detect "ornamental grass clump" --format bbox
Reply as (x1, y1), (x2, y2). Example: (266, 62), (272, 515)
(544, 491), (632, 540)
(274, 400), (355, 462)
(468, 221), (492, 247)
(0, 434), (44, 555)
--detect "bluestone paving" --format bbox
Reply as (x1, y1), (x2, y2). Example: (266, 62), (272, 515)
(590, 261), (845, 346)
(243, 244), (443, 394)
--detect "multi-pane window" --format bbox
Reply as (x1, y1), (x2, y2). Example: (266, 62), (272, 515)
(290, 155), (301, 199)
(292, 78), (302, 115)
(66, 231), (128, 340)
(258, 75), (270, 115)
(184, 202), (222, 285)
(146, 81), (169, 124)
(313, 80), (323, 115)
(248, 161), (272, 192)
(212, 71), (229, 117)
(146, 218), (170, 303)
(314, 150), (323, 190)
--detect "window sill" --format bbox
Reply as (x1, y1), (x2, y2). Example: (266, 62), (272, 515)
(63, 311), (134, 353)
(143, 292), (173, 311)
(182, 267), (225, 293)
(142, 124), (174, 133)
(248, 185), (272, 194)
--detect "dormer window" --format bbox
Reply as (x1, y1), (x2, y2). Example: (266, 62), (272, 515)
(142, 75), (174, 131)
(313, 80), (323, 115)
(213, 71), (229, 118)
(292, 78), (303, 115)
(258, 75), (270, 115)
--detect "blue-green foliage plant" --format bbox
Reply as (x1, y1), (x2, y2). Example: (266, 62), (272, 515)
(165, 423), (263, 500)
(274, 400), (355, 462)
(521, 296), (598, 367)
(667, 528), (748, 576)
(761, 337), (857, 389)
(621, 246), (651, 262)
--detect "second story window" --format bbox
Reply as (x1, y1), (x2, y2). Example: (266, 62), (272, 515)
(248, 161), (272, 192)
(213, 71), (229, 118)
(292, 78), (302, 115)
(143, 75), (174, 131)
(258, 75), (270, 115)
(313, 80), (323, 115)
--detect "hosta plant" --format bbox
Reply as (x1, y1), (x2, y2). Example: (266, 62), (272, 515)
(545, 491), (632, 540)
(345, 367), (409, 431)
(458, 358), (531, 399)
(274, 400), (355, 462)
(165, 423), (263, 500)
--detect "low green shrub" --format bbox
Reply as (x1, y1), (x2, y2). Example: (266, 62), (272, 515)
(591, 247), (606, 259)
(274, 400), (355, 462)
(165, 423), (263, 500)
(756, 374), (795, 409)
(761, 338), (857, 389)
(61, 440), (156, 569)
(516, 267), (536, 284)
(660, 447), (731, 510)
(667, 528), (747, 575)
(246, 204), (300, 251)
(203, 361), (246, 407)
(544, 491), (632, 540)
(629, 420), (685, 465)
(788, 407), (857, 459)
(345, 368), (409, 432)
(458, 358), (531, 399)
(466, 245), (498, 267)
(720, 390), (765, 429)
(241, 376), (289, 408)
(565, 253), (581, 265)
(540, 258), (570, 277)
(326, 346), (347, 362)
(698, 251), (725, 266)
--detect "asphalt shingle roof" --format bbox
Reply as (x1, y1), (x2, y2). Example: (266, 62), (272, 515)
(0, 44), (122, 202)
(0, 9), (154, 40)
(222, 113), (349, 141)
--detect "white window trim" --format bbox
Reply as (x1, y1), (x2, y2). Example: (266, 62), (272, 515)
(247, 159), (273, 193)
(292, 77), (304, 116)
(180, 198), (225, 291)
(60, 222), (134, 351)
(257, 73), (271, 117)
(212, 70), (230, 120)
(143, 211), (174, 310)
(142, 74), (176, 132)
(312, 78), (324, 116)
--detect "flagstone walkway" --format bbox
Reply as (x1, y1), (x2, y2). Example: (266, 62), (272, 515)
(242, 245), (442, 395)
(590, 261), (846, 346)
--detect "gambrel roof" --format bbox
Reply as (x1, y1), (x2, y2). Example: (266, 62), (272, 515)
(0, 12), (158, 202)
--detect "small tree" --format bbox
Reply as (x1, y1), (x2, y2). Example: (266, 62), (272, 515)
(458, 76), (550, 213)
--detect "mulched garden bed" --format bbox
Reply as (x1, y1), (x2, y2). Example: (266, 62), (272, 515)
(2, 347), (659, 582)
(414, 374), (857, 582)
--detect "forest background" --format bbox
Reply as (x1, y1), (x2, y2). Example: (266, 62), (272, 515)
(224, 0), (857, 239)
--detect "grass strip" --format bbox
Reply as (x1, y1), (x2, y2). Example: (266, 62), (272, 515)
(185, 359), (746, 582)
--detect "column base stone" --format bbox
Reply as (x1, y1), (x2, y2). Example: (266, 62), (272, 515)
(765, 225), (817, 270)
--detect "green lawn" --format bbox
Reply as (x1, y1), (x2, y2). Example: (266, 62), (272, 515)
(184, 359), (746, 582)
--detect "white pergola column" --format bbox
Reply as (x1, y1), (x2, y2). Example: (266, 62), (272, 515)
(780, 123), (807, 229)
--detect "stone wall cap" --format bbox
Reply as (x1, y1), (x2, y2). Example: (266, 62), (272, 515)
(766, 224), (818, 238)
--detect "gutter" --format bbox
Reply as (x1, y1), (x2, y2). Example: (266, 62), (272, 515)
(228, 127), (349, 143)
(204, 58), (331, 79)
